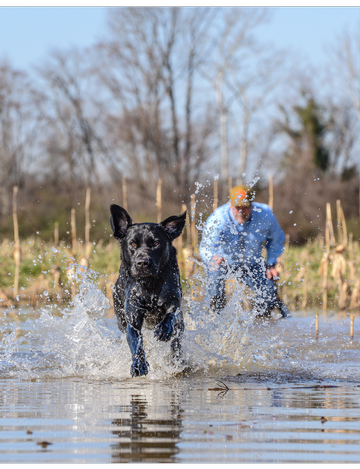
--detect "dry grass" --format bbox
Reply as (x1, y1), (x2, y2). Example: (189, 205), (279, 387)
(1, 200), (359, 313)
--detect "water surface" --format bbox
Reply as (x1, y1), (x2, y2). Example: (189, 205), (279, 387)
(0, 275), (359, 463)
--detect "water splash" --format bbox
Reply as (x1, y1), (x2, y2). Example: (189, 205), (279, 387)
(0, 264), (359, 382)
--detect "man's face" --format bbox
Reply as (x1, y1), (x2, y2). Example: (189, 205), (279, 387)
(231, 205), (252, 222)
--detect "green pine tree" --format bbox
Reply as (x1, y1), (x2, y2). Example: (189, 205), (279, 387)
(278, 92), (329, 172)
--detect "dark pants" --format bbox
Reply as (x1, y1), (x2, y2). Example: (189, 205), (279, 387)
(207, 262), (286, 316)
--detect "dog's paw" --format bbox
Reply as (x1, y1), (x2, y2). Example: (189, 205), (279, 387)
(130, 358), (149, 377)
(154, 315), (174, 342)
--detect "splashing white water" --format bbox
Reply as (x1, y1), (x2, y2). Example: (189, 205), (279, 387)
(0, 264), (359, 382)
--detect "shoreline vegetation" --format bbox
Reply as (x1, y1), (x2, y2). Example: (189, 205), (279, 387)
(1, 186), (359, 314)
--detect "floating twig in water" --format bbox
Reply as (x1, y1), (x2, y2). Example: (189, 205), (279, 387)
(210, 381), (342, 394)
(208, 380), (231, 396)
(242, 384), (341, 391)
(208, 380), (230, 391)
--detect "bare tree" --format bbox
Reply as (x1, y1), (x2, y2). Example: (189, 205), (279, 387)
(37, 48), (111, 194)
(94, 7), (217, 200)
(200, 8), (285, 191)
(0, 61), (42, 217)
(327, 99), (359, 177)
(227, 35), (286, 183)
(329, 21), (360, 213)
(331, 23), (360, 121)
(199, 8), (264, 192)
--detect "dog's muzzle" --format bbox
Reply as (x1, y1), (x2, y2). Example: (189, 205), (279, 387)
(132, 257), (157, 277)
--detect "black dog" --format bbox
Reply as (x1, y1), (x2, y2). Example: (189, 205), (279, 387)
(110, 204), (186, 377)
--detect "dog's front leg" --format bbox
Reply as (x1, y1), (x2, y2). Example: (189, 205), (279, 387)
(170, 311), (184, 362)
(155, 308), (184, 363)
(154, 304), (184, 343)
(154, 310), (175, 342)
(125, 308), (148, 377)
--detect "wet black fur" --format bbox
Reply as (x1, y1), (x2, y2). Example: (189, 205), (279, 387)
(110, 204), (186, 377)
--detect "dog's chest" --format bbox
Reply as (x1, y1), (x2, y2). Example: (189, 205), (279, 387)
(140, 293), (164, 328)
(128, 285), (163, 313)
(146, 292), (161, 311)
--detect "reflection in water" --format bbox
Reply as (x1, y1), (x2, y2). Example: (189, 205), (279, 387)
(0, 377), (360, 463)
(111, 392), (183, 463)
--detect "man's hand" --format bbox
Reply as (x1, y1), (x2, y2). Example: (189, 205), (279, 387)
(266, 267), (280, 281)
(211, 255), (225, 269)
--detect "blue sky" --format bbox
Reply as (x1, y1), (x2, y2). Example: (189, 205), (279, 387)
(0, 7), (107, 70)
(0, 6), (359, 72)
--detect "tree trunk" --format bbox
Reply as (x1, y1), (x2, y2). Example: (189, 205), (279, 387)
(238, 103), (250, 184)
(216, 70), (228, 199)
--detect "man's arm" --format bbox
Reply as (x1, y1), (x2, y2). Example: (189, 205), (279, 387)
(199, 212), (226, 265)
(264, 210), (285, 280)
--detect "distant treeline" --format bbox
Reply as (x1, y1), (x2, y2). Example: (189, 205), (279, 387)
(0, 7), (359, 244)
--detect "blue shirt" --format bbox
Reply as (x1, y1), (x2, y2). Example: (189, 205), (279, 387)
(199, 202), (285, 268)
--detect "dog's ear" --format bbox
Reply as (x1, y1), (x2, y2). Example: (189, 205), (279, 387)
(110, 204), (133, 240)
(160, 211), (186, 241)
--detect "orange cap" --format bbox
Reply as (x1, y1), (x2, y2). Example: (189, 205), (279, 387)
(229, 185), (255, 207)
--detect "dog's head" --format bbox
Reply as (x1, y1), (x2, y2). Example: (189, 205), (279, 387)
(110, 204), (186, 278)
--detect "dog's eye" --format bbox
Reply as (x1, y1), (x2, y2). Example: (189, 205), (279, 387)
(153, 241), (159, 247)
(131, 242), (137, 248)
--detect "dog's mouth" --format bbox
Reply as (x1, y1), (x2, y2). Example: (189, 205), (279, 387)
(134, 270), (157, 278)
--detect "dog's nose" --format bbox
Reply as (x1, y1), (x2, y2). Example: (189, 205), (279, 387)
(136, 258), (150, 268)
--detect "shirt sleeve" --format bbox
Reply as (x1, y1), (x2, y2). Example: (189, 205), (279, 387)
(199, 212), (226, 263)
(264, 211), (285, 266)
